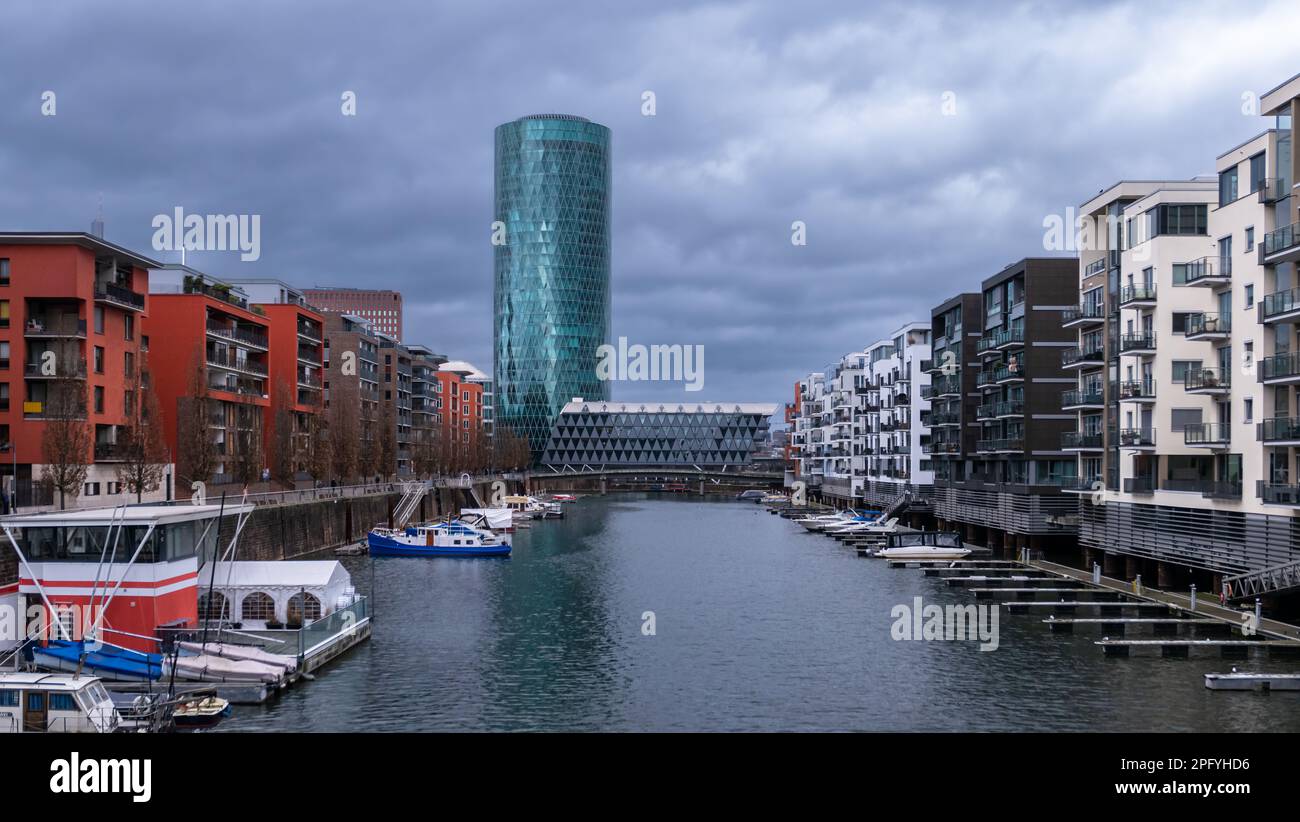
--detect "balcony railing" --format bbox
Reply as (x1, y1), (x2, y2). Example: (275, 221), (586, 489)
(24, 358), (88, 379)
(1115, 428), (1155, 447)
(976, 438), (1024, 452)
(1119, 333), (1155, 353)
(24, 317), (86, 337)
(1259, 177), (1288, 203)
(206, 323), (269, 349)
(1062, 431), (1103, 449)
(1261, 286), (1300, 322)
(1263, 221), (1300, 257)
(1185, 312), (1230, 337)
(1259, 416), (1300, 442)
(993, 365), (1023, 382)
(1118, 285), (1156, 305)
(1175, 256), (1228, 285)
(94, 442), (126, 461)
(1117, 379), (1155, 401)
(1123, 477), (1155, 494)
(1183, 422), (1230, 446)
(1062, 387), (1104, 407)
(1062, 346), (1104, 368)
(1184, 367), (1230, 391)
(94, 282), (146, 311)
(206, 350), (268, 377)
(1260, 353), (1300, 382)
(1259, 482), (1300, 505)
(1163, 478), (1241, 498)
(977, 326), (1024, 353)
(1062, 303), (1104, 325)
(1084, 257), (1107, 277)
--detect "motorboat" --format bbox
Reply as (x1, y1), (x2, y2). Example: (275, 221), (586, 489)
(736, 489), (766, 501)
(0, 672), (120, 733)
(824, 516), (898, 536)
(503, 495), (563, 519)
(550, 494), (578, 503)
(173, 695), (232, 729)
(798, 510), (881, 531)
(875, 531), (971, 560)
(368, 519), (511, 558)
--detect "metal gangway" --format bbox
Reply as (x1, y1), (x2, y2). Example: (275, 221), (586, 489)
(1223, 557), (1300, 601)
(391, 480), (430, 529)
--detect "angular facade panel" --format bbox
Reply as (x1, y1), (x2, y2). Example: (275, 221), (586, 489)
(494, 115), (612, 460)
(541, 402), (776, 468)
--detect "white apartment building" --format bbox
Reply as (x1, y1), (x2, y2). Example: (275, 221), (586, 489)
(789, 324), (933, 508)
(1074, 92), (1299, 592)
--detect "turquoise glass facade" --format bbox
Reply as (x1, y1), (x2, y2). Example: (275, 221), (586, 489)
(494, 114), (612, 459)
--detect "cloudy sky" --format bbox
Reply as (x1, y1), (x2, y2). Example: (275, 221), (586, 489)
(2, 0), (1298, 412)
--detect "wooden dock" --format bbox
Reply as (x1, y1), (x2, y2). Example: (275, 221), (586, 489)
(1096, 638), (1300, 658)
(1004, 601), (1175, 614)
(1042, 617), (1230, 635)
(970, 587), (1122, 600)
(1205, 672), (1300, 691)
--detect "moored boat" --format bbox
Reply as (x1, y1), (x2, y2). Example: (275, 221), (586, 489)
(368, 519), (511, 558)
(875, 531), (970, 560)
(0, 672), (120, 733)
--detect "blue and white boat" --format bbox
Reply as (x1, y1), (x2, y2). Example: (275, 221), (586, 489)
(367, 518), (512, 558)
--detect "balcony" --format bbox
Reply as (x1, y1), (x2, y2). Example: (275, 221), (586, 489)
(1062, 346), (1104, 370)
(1061, 431), (1104, 451)
(297, 345), (323, 366)
(1060, 476), (1102, 494)
(24, 358), (88, 379)
(1258, 177), (1288, 204)
(1118, 333), (1156, 355)
(975, 438), (1024, 453)
(1262, 221), (1300, 264)
(977, 326), (1024, 355)
(1185, 312), (1230, 341)
(992, 400), (1024, 418)
(1259, 416), (1300, 445)
(1062, 303), (1104, 328)
(24, 317), (86, 338)
(1163, 478), (1242, 499)
(297, 321), (323, 343)
(1183, 422), (1230, 449)
(1118, 285), (1157, 307)
(94, 442), (126, 461)
(1117, 379), (1155, 403)
(1261, 287), (1300, 324)
(1259, 482), (1300, 506)
(930, 411), (960, 427)
(975, 370), (997, 388)
(94, 282), (147, 312)
(1062, 387), (1104, 409)
(1175, 256), (1230, 287)
(1115, 428), (1155, 449)
(1122, 477), (1155, 495)
(206, 322), (269, 350)
(1184, 367), (1230, 394)
(1259, 353), (1300, 385)
(206, 350), (268, 377)
(994, 364), (1023, 384)
(1084, 257), (1107, 278)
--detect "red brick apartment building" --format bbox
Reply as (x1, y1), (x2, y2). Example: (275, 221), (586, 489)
(302, 288), (402, 340)
(0, 233), (163, 509)
(435, 361), (484, 457)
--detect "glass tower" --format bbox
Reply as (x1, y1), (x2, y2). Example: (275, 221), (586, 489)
(494, 114), (612, 459)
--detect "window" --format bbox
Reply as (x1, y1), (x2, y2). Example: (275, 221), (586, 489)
(1246, 227), (1255, 252)
(241, 592), (276, 621)
(123, 314), (134, 341)
(84, 482), (101, 496)
(1172, 361), (1202, 385)
(0, 300), (8, 329)
(1171, 408), (1203, 432)
(50, 693), (76, 711)
(1249, 152), (1267, 194)
(94, 346), (104, 374)
(0, 258), (8, 285)
(93, 306), (104, 334)
(0, 342), (8, 370)
(1246, 284), (1255, 308)
(93, 386), (104, 413)
(0, 691), (16, 707)
(1245, 398), (1254, 424)
(198, 592), (230, 621)
(0, 383), (8, 412)
(287, 592), (321, 623)
(1171, 313), (1193, 334)
(1219, 165), (1238, 206)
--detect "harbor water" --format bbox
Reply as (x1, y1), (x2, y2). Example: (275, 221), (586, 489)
(222, 495), (1300, 732)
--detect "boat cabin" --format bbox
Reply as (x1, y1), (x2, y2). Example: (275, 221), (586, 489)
(0, 672), (118, 733)
(1, 503), (250, 652)
(885, 531), (965, 549)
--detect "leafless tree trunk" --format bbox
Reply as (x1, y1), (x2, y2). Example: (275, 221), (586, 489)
(177, 351), (217, 489)
(115, 360), (168, 503)
(271, 382), (296, 489)
(40, 376), (91, 510)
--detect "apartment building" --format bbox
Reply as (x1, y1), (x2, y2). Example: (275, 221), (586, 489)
(787, 324), (932, 509)
(379, 334), (414, 476)
(436, 361), (485, 459)
(149, 266), (271, 487)
(302, 288), (402, 340)
(932, 257), (1079, 554)
(923, 293), (982, 483)
(0, 232), (166, 509)
(407, 344), (447, 471)
(1073, 100), (1300, 589)
(322, 313), (382, 479)
(227, 278), (326, 481)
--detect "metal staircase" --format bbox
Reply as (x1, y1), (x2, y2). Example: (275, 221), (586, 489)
(1223, 557), (1300, 600)
(392, 481), (429, 529)
(883, 491), (911, 519)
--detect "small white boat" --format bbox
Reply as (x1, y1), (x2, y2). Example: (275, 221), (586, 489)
(875, 531), (970, 560)
(0, 672), (120, 733)
(825, 516), (899, 536)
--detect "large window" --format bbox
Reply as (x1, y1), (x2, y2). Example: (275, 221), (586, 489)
(1219, 166), (1238, 206)
(241, 592), (276, 621)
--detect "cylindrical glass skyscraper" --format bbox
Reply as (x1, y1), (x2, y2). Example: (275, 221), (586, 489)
(494, 114), (612, 459)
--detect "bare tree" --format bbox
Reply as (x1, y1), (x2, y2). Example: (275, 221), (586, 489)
(40, 376), (91, 510)
(230, 403), (263, 487)
(330, 384), (360, 482)
(177, 351), (216, 489)
(271, 382), (296, 489)
(377, 402), (397, 480)
(306, 408), (332, 485)
(115, 362), (168, 503)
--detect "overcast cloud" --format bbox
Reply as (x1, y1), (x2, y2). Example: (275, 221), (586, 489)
(2, 0), (1299, 412)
